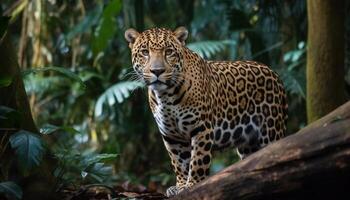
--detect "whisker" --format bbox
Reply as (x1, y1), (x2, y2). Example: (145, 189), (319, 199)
(123, 72), (140, 80)
(120, 68), (137, 78)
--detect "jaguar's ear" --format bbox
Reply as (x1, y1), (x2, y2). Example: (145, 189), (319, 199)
(174, 26), (188, 45)
(124, 28), (139, 48)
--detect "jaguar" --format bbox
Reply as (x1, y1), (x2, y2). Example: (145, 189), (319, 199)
(124, 27), (288, 196)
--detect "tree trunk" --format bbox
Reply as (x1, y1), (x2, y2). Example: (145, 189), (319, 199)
(171, 101), (350, 200)
(306, 0), (346, 123)
(0, 33), (58, 200)
(0, 35), (38, 132)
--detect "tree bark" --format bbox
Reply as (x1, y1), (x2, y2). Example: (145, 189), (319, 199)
(171, 101), (350, 200)
(0, 34), (38, 133)
(0, 33), (59, 200)
(306, 0), (346, 123)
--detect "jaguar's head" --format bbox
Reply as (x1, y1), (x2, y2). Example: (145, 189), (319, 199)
(124, 27), (188, 91)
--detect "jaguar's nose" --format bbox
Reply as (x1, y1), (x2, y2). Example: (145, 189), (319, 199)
(150, 68), (165, 77)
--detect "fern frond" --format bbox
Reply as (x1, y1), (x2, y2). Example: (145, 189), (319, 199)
(278, 68), (306, 99)
(187, 40), (236, 59)
(94, 81), (144, 117)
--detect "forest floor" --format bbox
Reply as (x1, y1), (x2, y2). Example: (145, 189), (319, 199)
(61, 182), (167, 200)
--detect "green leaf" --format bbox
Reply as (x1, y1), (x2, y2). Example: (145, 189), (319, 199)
(61, 126), (80, 135)
(40, 124), (60, 135)
(0, 181), (23, 200)
(66, 5), (103, 41)
(283, 43), (306, 63)
(84, 153), (118, 166)
(0, 106), (21, 128)
(298, 41), (305, 49)
(10, 130), (45, 170)
(22, 66), (86, 90)
(94, 81), (143, 117)
(279, 68), (306, 99)
(187, 40), (236, 58)
(84, 162), (113, 182)
(0, 106), (17, 119)
(92, 0), (122, 55)
(80, 70), (104, 81)
(40, 124), (80, 135)
(283, 50), (305, 63)
(0, 75), (13, 87)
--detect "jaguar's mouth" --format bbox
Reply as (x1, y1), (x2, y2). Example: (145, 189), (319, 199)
(147, 80), (171, 86)
(146, 79), (174, 91)
(149, 80), (165, 85)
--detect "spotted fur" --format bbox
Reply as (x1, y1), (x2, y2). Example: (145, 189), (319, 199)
(125, 27), (288, 196)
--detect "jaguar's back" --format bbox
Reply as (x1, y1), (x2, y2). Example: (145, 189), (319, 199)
(207, 60), (287, 157)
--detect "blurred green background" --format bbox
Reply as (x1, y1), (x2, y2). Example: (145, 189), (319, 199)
(1, 0), (349, 197)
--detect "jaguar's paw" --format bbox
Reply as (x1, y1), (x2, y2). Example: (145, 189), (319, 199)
(166, 185), (180, 197)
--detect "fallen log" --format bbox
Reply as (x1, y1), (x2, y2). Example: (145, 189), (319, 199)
(171, 101), (350, 200)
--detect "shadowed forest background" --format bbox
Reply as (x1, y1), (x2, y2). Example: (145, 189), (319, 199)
(0, 0), (350, 199)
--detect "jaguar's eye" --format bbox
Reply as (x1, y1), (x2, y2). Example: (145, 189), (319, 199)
(165, 49), (173, 56)
(141, 49), (149, 56)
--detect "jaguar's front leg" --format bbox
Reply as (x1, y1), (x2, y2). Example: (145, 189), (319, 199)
(162, 136), (191, 197)
(182, 126), (213, 192)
